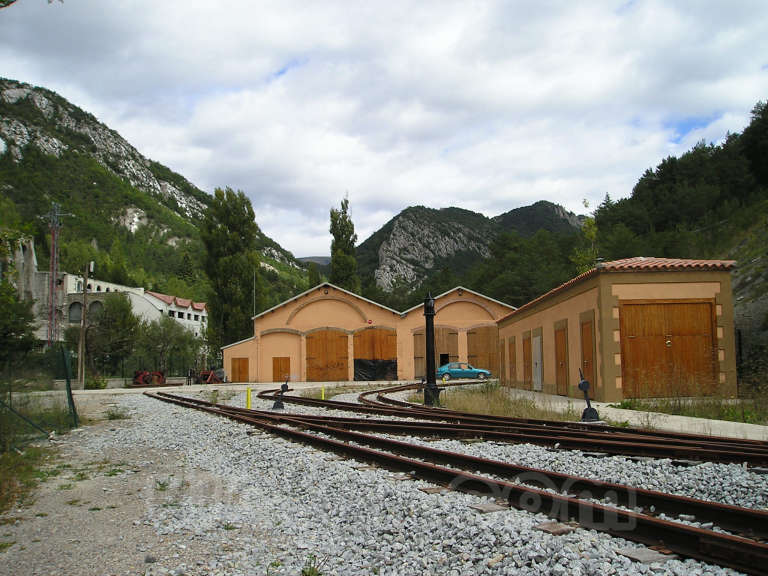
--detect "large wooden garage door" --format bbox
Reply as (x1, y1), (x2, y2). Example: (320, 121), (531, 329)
(413, 328), (458, 379)
(353, 328), (397, 380)
(306, 329), (348, 382)
(468, 326), (499, 376)
(231, 358), (249, 382)
(621, 301), (715, 398)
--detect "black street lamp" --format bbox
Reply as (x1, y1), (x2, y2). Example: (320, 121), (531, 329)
(423, 292), (440, 406)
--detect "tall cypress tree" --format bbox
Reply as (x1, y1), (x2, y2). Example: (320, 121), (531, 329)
(200, 187), (263, 356)
(329, 196), (360, 293)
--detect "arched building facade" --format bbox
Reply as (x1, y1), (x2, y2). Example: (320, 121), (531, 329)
(221, 283), (515, 383)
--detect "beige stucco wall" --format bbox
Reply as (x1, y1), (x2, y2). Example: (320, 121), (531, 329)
(498, 270), (737, 402)
(260, 331), (302, 382)
(222, 285), (514, 383)
(221, 337), (259, 382)
(498, 285), (600, 398)
(397, 291), (513, 379)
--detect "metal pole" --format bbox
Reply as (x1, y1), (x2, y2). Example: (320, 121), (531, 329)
(423, 292), (440, 406)
(78, 262), (91, 389)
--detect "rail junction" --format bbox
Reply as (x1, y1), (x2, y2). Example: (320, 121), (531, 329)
(147, 383), (768, 575)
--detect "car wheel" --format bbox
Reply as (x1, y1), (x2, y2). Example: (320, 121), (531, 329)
(477, 373), (487, 380)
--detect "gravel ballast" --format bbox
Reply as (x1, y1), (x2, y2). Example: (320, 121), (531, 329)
(2, 391), (761, 575)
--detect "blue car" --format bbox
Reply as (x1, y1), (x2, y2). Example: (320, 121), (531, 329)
(436, 362), (490, 381)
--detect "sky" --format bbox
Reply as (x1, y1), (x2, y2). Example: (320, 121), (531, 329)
(1, 1), (767, 257)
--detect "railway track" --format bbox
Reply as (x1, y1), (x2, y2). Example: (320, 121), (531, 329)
(147, 390), (768, 575)
(255, 385), (768, 466)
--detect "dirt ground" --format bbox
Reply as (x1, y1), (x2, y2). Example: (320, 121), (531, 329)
(0, 417), (247, 576)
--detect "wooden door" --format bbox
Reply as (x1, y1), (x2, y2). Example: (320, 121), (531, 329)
(523, 336), (532, 389)
(580, 321), (595, 390)
(499, 340), (507, 385)
(306, 329), (348, 382)
(555, 328), (568, 396)
(467, 326), (499, 376)
(621, 302), (714, 398)
(354, 328), (396, 361)
(272, 357), (290, 382)
(509, 338), (516, 383)
(231, 357), (249, 382)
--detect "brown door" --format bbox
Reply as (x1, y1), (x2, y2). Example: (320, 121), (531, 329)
(467, 326), (499, 375)
(272, 357), (290, 382)
(231, 357), (249, 382)
(354, 328), (397, 361)
(509, 339), (516, 383)
(580, 321), (595, 391)
(499, 340), (507, 385)
(306, 329), (349, 382)
(621, 302), (715, 398)
(522, 336), (532, 389)
(555, 328), (568, 396)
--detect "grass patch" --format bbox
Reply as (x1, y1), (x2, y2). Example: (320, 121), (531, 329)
(87, 506), (101, 512)
(407, 381), (580, 421)
(155, 478), (169, 491)
(65, 499), (80, 506)
(0, 541), (15, 553)
(105, 406), (129, 420)
(57, 483), (73, 491)
(104, 468), (123, 477)
(610, 395), (768, 425)
(222, 522), (237, 531)
(73, 471), (88, 482)
(0, 446), (51, 513)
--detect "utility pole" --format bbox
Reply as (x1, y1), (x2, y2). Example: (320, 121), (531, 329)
(78, 261), (93, 389)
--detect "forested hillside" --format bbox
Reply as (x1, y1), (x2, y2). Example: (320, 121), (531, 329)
(0, 78), (306, 307)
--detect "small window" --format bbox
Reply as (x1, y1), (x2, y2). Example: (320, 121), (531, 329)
(194, 314), (199, 321)
(168, 311), (175, 318)
(96, 285), (102, 292)
(187, 313), (192, 320)
(106, 287), (110, 292)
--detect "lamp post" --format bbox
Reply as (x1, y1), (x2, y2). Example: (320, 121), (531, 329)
(77, 261), (93, 389)
(423, 292), (440, 406)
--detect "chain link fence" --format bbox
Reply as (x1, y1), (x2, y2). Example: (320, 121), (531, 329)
(0, 345), (78, 452)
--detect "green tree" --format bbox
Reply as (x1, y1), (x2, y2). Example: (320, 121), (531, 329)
(135, 316), (202, 374)
(0, 280), (37, 370)
(86, 293), (139, 375)
(200, 187), (263, 354)
(741, 101), (768, 187)
(329, 196), (360, 293)
(307, 262), (321, 287)
(571, 200), (599, 274)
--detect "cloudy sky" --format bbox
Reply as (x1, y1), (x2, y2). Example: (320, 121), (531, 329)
(1, 1), (767, 257)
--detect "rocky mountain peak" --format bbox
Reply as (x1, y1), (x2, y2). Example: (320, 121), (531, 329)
(0, 78), (206, 221)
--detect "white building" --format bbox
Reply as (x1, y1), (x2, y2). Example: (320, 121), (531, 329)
(9, 237), (207, 341)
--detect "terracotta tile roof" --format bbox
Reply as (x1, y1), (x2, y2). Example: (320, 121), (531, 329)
(498, 257), (736, 324)
(146, 290), (206, 311)
(596, 256), (736, 272)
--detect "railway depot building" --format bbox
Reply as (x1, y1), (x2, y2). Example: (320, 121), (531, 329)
(497, 257), (737, 402)
(222, 284), (515, 383)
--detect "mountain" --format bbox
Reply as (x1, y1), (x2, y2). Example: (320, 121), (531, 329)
(357, 202), (582, 291)
(0, 77), (303, 304)
(493, 200), (584, 237)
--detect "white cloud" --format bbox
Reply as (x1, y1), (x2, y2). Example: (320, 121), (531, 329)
(1, 0), (767, 255)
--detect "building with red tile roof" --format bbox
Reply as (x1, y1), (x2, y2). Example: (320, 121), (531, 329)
(497, 257), (737, 402)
